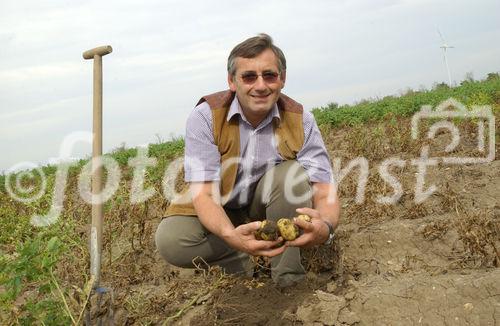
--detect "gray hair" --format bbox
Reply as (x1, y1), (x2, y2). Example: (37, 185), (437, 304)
(227, 33), (286, 75)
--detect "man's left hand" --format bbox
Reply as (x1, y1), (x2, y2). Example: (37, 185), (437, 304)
(285, 207), (330, 248)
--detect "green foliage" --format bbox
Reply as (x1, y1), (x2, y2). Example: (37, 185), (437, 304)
(147, 137), (185, 183)
(486, 72), (499, 81)
(109, 147), (139, 166)
(148, 137), (185, 160)
(0, 174), (5, 193)
(313, 74), (500, 127)
(0, 233), (72, 325)
(466, 91), (494, 106)
(1, 235), (61, 300)
(0, 176), (85, 324)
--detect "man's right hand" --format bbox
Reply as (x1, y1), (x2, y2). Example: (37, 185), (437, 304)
(191, 182), (286, 257)
(222, 221), (287, 257)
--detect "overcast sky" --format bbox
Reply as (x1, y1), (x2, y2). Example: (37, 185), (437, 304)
(1, 0), (499, 172)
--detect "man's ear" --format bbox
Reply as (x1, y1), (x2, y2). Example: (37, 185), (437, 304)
(280, 70), (286, 88)
(228, 73), (237, 92)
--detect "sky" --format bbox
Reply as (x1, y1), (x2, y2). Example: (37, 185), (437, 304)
(1, 0), (499, 172)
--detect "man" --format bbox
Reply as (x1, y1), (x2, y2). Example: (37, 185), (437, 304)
(155, 33), (339, 287)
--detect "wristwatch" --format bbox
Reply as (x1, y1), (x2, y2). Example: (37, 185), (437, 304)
(322, 221), (335, 246)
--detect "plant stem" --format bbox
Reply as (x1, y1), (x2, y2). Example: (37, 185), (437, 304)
(50, 268), (76, 325)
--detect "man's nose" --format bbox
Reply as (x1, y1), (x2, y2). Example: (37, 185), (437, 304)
(253, 75), (267, 90)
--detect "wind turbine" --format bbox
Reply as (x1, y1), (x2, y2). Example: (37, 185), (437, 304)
(437, 28), (454, 86)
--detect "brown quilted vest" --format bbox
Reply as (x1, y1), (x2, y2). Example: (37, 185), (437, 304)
(165, 90), (304, 217)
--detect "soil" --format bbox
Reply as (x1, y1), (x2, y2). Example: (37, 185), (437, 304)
(87, 117), (499, 325)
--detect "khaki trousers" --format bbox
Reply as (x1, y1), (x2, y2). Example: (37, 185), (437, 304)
(155, 160), (312, 286)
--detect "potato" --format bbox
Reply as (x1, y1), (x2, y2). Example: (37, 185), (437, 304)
(277, 218), (300, 241)
(255, 215), (313, 242)
(297, 214), (312, 222)
(254, 220), (279, 241)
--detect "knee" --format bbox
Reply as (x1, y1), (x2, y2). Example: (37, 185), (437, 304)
(155, 217), (201, 268)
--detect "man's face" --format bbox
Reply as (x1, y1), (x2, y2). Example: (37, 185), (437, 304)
(228, 48), (286, 126)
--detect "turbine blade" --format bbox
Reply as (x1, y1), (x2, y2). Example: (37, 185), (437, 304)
(437, 28), (446, 43)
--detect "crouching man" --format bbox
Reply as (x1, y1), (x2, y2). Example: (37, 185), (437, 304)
(155, 33), (339, 287)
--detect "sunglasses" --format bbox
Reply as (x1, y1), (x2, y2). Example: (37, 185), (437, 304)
(240, 71), (280, 84)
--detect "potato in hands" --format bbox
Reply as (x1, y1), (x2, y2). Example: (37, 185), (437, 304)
(254, 220), (279, 241)
(254, 214), (312, 241)
(296, 214), (312, 223)
(276, 218), (299, 241)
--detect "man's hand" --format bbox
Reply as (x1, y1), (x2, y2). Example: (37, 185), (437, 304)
(285, 207), (330, 248)
(222, 221), (287, 257)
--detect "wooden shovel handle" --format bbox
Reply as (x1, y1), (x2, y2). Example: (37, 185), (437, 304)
(83, 45), (113, 59)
